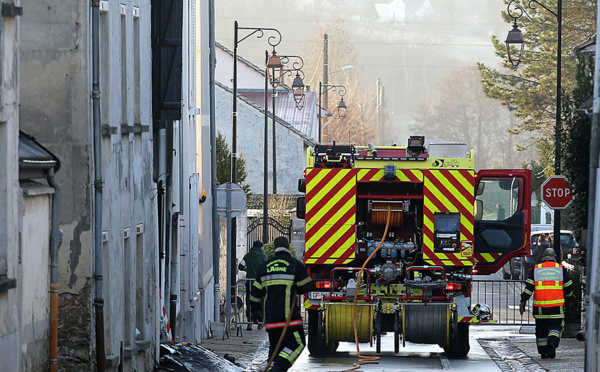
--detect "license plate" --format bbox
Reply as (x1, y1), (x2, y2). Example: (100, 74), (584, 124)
(308, 292), (325, 300)
(308, 292), (340, 299)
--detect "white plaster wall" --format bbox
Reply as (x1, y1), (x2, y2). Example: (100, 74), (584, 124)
(215, 86), (310, 195)
(20, 187), (53, 371)
(215, 46), (265, 90)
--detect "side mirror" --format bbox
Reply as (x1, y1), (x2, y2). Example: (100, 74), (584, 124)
(298, 178), (306, 193)
(476, 182), (485, 196)
(296, 197), (305, 219)
(474, 199), (483, 221)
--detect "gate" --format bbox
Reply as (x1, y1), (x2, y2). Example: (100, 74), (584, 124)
(471, 279), (535, 325)
(247, 216), (291, 247)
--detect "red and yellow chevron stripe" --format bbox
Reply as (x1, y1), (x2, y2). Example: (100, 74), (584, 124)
(304, 168), (357, 266)
(357, 169), (424, 183)
(422, 169), (475, 266)
(473, 253), (502, 263)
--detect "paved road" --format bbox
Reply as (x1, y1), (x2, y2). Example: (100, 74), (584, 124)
(287, 326), (525, 371)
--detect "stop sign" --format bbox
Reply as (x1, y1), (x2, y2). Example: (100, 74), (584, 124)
(542, 175), (573, 209)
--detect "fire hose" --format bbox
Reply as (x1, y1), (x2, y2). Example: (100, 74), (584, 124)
(344, 205), (392, 371)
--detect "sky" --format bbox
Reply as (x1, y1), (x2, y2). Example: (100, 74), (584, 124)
(215, 0), (512, 143)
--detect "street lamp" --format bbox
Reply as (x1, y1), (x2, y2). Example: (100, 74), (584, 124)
(267, 50), (283, 88)
(271, 55), (305, 193)
(232, 20), (281, 332)
(291, 72), (306, 110)
(505, 0), (563, 260)
(318, 83), (347, 143)
(505, 21), (525, 67)
(337, 96), (347, 119)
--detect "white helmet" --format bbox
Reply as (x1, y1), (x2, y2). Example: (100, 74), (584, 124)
(472, 303), (492, 321)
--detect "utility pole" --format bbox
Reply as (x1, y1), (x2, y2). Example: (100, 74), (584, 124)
(322, 34), (328, 143)
(376, 78), (382, 140)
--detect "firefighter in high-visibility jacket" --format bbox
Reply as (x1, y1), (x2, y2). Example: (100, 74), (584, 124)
(520, 248), (573, 359)
(250, 237), (314, 372)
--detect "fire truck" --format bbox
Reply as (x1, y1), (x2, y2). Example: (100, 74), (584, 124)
(296, 137), (531, 357)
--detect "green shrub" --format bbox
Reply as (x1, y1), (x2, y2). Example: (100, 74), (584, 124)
(263, 242), (297, 259)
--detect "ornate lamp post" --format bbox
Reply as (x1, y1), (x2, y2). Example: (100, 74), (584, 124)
(505, 0), (563, 260)
(232, 21), (281, 331)
(318, 83), (347, 143)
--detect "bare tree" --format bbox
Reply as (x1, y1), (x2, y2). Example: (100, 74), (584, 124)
(413, 66), (535, 170)
(301, 20), (385, 145)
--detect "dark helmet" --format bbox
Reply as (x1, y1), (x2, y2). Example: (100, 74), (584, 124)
(273, 236), (290, 248)
(542, 248), (556, 261)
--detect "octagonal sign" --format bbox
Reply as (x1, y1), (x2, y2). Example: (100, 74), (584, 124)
(542, 175), (573, 210)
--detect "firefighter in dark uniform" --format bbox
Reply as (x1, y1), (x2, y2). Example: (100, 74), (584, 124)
(250, 237), (314, 372)
(520, 248), (573, 359)
(238, 240), (268, 330)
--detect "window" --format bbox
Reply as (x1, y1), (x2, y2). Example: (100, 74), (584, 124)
(475, 177), (524, 221)
(120, 6), (128, 125)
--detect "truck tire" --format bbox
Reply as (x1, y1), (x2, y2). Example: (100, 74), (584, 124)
(376, 311), (382, 353)
(394, 311), (400, 354)
(307, 309), (338, 355)
(444, 323), (470, 358)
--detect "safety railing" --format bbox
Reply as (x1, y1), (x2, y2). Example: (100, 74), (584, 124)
(299, 279), (536, 327)
(471, 279), (535, 325)
(234, 278), (256, 327)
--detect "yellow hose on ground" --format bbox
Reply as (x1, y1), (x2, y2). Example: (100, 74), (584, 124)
(343, 205), (392, 371)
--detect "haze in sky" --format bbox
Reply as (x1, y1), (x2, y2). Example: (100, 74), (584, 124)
(215, 0), (510, 144)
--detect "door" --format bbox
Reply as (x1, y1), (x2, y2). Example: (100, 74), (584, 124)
(473, 169), (531, 275)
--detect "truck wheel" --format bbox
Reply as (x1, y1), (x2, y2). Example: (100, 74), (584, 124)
(307, 309), (338, 355)
(444, 323), (470, 358)
(376, 311), (382, 354)
(308, 309), (325, 355)
(503, 269), (511, 280)
(394, 311), (400, 354)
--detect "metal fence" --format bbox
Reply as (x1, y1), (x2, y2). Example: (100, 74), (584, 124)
(471, 279), (535, 325)
(235, 278), (535, 328)
(246, 216), (291, 247)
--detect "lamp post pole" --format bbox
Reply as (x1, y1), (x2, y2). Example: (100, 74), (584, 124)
(553, 0), (563, 262)
(505, 0), (562, 259)
(263, 51), (269, 242)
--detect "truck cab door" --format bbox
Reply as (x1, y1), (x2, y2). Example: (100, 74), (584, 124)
(473, 169), (531, 275)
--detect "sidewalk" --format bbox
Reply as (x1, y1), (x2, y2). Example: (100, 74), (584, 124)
(478, 325), (585, 372)
(200, 325), (269, 372)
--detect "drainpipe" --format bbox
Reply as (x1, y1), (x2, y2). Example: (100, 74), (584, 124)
(91, 0), (106, 370)
(47, 169), (61, 372)
(208, 0), (220, 322)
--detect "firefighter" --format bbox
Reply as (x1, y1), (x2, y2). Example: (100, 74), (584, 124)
(520, 248), (573, 359)
(249, 237), (314, 372)
(238, 240), (268, 330)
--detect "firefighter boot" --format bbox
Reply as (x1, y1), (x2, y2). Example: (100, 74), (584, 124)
(548, 343), (556, 359)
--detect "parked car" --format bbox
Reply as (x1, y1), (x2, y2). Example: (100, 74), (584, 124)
(502, 229), (578, 280)
(531, 224), (554, 232)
